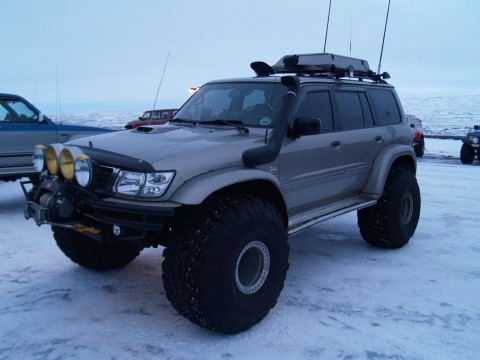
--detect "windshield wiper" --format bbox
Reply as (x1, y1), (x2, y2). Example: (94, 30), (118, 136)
(200, 119), (250, 133)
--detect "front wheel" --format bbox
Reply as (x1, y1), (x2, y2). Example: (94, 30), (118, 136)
(357, 165), (421, 249)
(53, 227), (141, 270)
(460, 143), (475, 164)
(162, 195), (289, 334)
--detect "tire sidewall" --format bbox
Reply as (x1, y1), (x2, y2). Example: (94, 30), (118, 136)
(198, 214), (288, 323)
(389, 176), (420, 241)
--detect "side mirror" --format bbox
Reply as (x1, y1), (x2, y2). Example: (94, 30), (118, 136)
(410, 123), (415, 128)
(289, 117), (321, 138)
(39, 113), (49, 124)
(139, 117), (143, 120)
(474, 125), (479, 130)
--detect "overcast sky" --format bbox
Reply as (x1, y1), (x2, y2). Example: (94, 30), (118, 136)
(2, 0), (480, 112)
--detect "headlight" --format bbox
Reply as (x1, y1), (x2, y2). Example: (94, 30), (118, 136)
(141, 173), (175, 197)
(75, 154), (93, 187)
(473, 137), (479, 144)
(33, 145), (46, 172)
(114, 171), (174, 197)
(59, 146), (84, 180)
(45, 144), (65, 175)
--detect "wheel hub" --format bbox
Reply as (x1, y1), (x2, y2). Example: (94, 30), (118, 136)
(235, 241), (270, 295)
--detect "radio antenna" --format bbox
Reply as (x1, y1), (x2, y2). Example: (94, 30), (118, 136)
(152, 51), (170, 112)
(377, 0), (391, 74)
(323, 0), (332, 52)
(349, 14), (352, 57)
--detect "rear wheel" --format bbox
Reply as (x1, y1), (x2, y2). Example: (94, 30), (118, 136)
(414, 137), (425, 157)
(357, 165), (420, 249)
(162, 195), (289, 334)
(460, 143), (475, 164)
(53, 227), (141, 270)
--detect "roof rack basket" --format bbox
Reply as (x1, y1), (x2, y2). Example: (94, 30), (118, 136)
(251, 53), (390, 82)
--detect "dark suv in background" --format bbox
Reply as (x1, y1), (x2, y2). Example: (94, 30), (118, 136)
(460, 124), (480, 163)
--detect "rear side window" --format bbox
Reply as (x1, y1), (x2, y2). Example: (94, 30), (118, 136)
(296, 91), (333, 132)
(368, 89), (401, 125)
(336, 91), (365, 130)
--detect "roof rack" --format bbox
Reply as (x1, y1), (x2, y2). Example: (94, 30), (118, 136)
(251, 53), (390, 83)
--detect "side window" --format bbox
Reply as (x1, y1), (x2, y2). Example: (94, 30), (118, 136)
(336, 91), (364, 130)
(359, 92), (374, 127)
(0, 100), (38, 123)
(296, 91), (333, 132)
(368, 89), (402, 125)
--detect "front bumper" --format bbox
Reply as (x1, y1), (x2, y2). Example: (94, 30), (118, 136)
(22, 178), (180, 245)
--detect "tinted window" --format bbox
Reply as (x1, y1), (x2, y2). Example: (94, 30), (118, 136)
(359, 92), (374, 127)
(296, 91), (333, 132)
(336, 91), (364, 130)
(368, 89), (401, 125)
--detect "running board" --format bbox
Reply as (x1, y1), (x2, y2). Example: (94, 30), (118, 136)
(288, 197), (377, 236)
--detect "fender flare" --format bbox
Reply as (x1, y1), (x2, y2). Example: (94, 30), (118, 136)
(170, 167), (284, 205)
(360, 144), (416, 200)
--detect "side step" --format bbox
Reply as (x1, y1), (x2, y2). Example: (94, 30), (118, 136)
(287, 197), (377, 236)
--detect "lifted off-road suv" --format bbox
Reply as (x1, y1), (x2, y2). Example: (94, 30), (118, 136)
(23, 53), (420, 334)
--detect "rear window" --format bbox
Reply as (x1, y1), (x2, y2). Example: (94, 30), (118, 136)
(368, 89), (401, 125)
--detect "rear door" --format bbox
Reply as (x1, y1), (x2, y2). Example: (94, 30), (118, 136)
(0, 98), (58, 168)
(333, 88), (386, 195)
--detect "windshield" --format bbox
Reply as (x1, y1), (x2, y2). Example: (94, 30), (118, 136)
(173, 82), (287, 128)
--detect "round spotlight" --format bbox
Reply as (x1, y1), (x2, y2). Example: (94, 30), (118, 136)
(45, 144), (65, 175)
(33, 145), (46, 172)
(59, 146), (84, 180)
(74, 154), (93, 187)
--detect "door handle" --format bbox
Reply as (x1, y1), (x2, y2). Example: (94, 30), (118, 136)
(374, 135), (383, 142)
(330, 140), (341, 147)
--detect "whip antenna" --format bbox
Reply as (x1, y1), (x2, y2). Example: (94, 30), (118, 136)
(152, 51), (170, 113)
(377, 0), (391, 74)
(323, 0), (332, 52)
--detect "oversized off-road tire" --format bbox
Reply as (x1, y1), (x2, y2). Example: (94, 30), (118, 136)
(162, 195), (289, 334)
(53, 227), (141, 270)
(414, 137), (425, 157)
(357, 165), (420, 249)
(460, 143), (475, 164)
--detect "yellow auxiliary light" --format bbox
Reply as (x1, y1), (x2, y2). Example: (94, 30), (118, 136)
(59, 146), (85, 180)
(45, 144), (65, 175)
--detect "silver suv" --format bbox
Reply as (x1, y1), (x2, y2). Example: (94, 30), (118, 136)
(23, 53), (421, 334)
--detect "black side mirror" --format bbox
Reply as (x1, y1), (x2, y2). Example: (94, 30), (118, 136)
(289, 117), (321, 138)
(410, 123), (415, 128)
(474, 125), (479, 130)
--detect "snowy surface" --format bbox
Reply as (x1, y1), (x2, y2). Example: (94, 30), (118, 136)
(52, 94), (480, 137)
(1, 138), (479, 360)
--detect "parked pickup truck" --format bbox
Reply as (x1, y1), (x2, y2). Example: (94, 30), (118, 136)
(0, 93), (112, 181)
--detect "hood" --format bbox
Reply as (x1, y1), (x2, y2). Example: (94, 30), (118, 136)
(69, 124), (266, 171)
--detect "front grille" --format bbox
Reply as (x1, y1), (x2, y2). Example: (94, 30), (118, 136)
(93, 165), (117, 194)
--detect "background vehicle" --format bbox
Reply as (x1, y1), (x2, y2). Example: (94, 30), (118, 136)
(0, 93), (112, 182)
(405, 114), (425, 157)
(124, 109), (177, 129)
(24, 53), (420, 334)
(460, 124), (480, 164)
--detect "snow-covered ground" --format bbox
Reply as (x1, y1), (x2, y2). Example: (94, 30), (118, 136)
(1, 138), (479, 360)
(52, 94), (480, 136)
